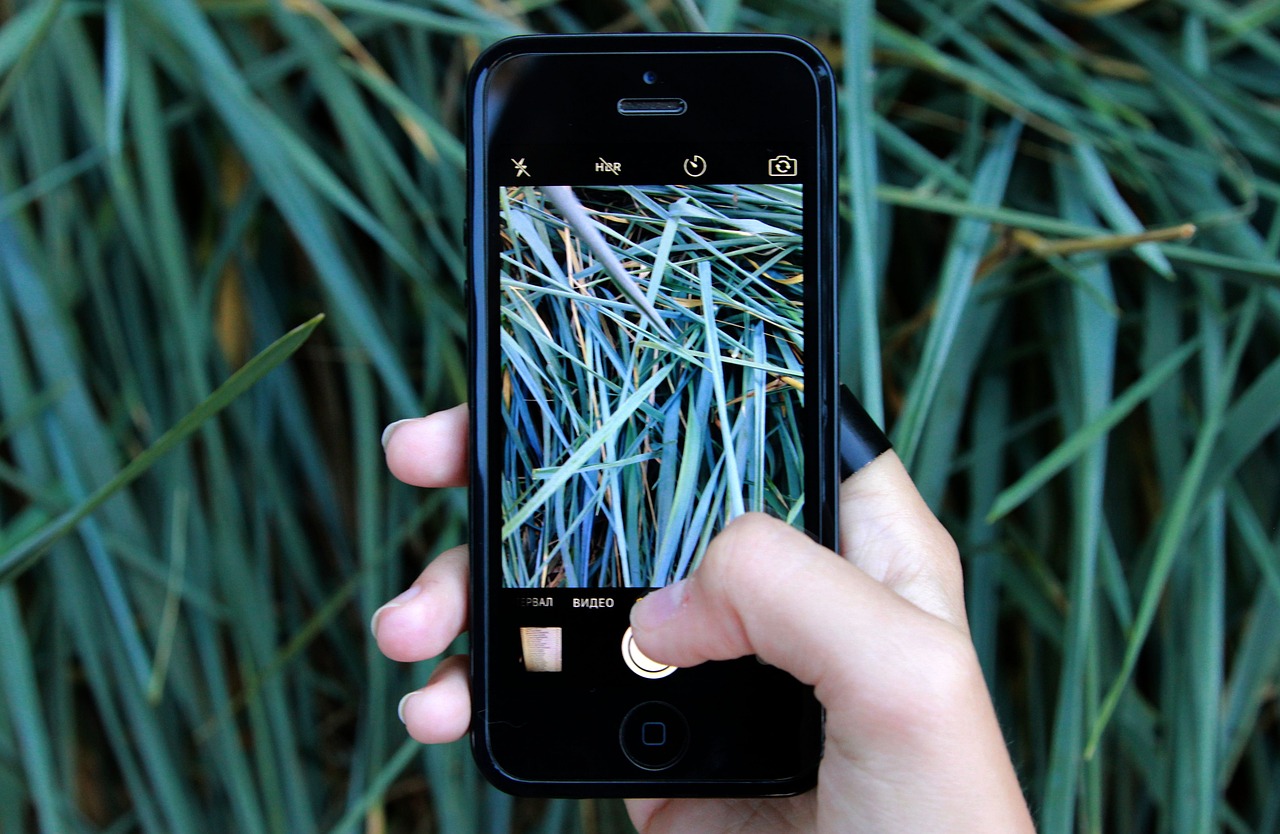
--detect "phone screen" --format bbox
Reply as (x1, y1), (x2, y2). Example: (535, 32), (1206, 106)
(497, 180), (805, 590)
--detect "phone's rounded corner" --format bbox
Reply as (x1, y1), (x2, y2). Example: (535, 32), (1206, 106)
(772, 762), (820, 798)
(468, 727), (554, 797)
(465, 34), (542, 110)
(467, 34), (531, 81)
(760, 33), (835, 80)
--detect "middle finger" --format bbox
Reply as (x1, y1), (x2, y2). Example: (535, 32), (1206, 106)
(373, 544), (470, 663)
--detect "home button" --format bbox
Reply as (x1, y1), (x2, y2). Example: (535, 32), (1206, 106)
(620, 701), (689, 771)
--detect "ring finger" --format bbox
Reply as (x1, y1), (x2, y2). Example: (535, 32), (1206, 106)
(372, 545), (470, 663)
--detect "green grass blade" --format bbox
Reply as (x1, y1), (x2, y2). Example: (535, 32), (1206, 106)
(1086, 293), (1260, 758)
(987, 338), (1200, 522)
(502, 364), (673, 539)
(0, 586), (65, 831)
(698, 259), (745, 519)
(0, 314), (324, 584)
(842, 0), (884, 420)
(894, 120), (1021, 468)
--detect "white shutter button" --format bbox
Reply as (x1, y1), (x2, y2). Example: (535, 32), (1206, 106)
(621, 626), (677, 679)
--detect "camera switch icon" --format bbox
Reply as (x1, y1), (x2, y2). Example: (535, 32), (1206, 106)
(767, 155), (797, 177)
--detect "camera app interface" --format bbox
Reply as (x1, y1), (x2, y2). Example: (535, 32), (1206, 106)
(498, 182), (805, 590)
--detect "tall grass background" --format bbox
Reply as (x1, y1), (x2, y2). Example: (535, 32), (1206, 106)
(0, 0), (1276, 832)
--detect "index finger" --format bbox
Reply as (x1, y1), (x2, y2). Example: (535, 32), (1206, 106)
(383, 404), (469, 488)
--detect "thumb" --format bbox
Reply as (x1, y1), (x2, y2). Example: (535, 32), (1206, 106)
(629, 513), (944, 711)
(630, 516), (1033, 833)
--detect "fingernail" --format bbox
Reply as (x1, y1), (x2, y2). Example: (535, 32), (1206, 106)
(631, 579), (688, 631)
(397, 691), (417, 724)
(370, 583), (423, 637)
(381, 419), (415, 451)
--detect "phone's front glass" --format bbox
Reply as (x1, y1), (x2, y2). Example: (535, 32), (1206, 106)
(473, 41), (831, 789)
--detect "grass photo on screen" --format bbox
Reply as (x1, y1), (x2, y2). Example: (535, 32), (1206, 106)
(499, 183), (805, 589)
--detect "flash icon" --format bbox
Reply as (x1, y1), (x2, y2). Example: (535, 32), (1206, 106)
(512, 158), (530, 177)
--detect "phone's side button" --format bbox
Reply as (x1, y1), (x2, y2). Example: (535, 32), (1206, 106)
(619, 701), (689, 771)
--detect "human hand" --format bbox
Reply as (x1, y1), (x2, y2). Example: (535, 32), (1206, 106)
(374, 404), (1035, 833)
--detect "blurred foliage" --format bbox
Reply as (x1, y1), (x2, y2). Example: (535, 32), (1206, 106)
(0, 0), (1277, 832)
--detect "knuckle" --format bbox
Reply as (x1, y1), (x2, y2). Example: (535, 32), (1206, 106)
(702, 513), (791, 590)
(691, 513), (800, 657)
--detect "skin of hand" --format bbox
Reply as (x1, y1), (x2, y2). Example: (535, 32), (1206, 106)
(375, 404), (1036, 833)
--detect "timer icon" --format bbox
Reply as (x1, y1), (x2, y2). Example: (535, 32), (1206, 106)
(683, 155), (707, 178)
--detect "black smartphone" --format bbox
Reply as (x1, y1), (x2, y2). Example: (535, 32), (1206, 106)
(466, 33), (838, 797)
